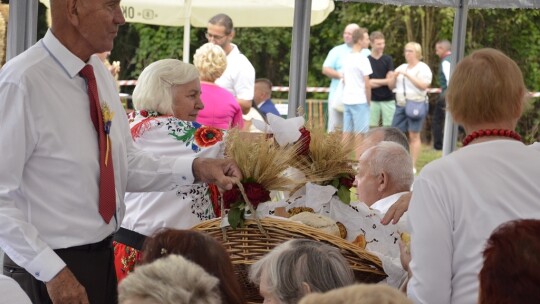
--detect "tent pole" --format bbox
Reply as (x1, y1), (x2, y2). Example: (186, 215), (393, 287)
(287, 0), (311, 118)
(182, 0), (192, 63)
(442, 0), (469, 155)
(7, 0), (38, 60)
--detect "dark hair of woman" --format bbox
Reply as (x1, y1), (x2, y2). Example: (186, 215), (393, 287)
(141, 228), (245, 304)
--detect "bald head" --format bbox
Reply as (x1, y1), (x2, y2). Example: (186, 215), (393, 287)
(356, 142), (413, 206)
(358, 127), (409, 157)
(343, 23), (360, 46)
(49, 0), (125, 61)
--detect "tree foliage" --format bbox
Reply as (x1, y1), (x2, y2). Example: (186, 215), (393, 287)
(107, 4), (539, 141)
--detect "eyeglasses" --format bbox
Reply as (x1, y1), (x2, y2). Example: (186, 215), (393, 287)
(205, 32), (226, 41)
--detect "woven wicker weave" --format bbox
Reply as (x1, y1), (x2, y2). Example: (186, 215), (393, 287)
(192, 217), (387, 302)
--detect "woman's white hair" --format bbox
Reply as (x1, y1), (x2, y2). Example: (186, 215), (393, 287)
(193, 43), (227, 82)
(249, 239), (354, 304)
(118, 254), (222, 304)
(132, 59), (199, 115)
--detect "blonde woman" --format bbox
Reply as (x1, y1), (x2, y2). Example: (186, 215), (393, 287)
(194, 43), (244, 129)
(389, 42), (432, 173)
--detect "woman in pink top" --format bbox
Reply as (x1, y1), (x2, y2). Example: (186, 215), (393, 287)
(194, 43), (244, 129)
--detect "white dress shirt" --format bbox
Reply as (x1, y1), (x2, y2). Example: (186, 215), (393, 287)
(215, 43), (255, 101)
(0, 30), (195, 282)
(407, 140), (540, 304)
(122, 114), (224, 236)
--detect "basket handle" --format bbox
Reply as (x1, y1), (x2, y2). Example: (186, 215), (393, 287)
(236, 181), (269, 238)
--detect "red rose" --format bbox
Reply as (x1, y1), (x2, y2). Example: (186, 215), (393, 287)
(243, 181), (270, 209)
(297, 127), (311, 156)
(194, 126), (224, 147)
(222, 186), (241, 209)
(339, 174), (355, 189)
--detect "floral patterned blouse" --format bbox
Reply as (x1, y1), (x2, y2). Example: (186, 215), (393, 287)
(121, 111), (225, 236)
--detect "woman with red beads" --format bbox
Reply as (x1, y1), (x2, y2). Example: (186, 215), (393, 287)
(403, 49), (540, 304)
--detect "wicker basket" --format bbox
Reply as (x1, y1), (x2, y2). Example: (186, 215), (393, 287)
(192, 217), (387, 303)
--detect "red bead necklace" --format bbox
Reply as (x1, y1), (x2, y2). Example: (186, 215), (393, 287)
(462, 129), (521, 146)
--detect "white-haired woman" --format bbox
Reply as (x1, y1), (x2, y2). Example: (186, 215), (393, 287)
(389, 42), (432, 173)
(249, 239), (355, 304)
(194, 42), (243, 129)
(113, 59), (225, 282)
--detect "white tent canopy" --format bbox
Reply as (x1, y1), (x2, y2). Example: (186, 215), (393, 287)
(345, 0), (539, 8)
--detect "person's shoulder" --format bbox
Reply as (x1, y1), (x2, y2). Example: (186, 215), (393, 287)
(0, 41), (47, 83)
(0, 275), (32, 304)
(529, 142), (540, 152)
(382, 54), (394, 61)
(418, 61), (431, 70)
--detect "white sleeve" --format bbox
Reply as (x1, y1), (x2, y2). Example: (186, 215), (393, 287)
(407, 175), (453, 304)
(0, 82), (66, 282)
(418, 63), (433, 85)
(361, 57), (373, 76)
(124, 130), (196, 193)
(442, 61), (451, 83)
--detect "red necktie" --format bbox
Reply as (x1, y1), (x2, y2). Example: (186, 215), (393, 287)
(80, 64), (116, 224)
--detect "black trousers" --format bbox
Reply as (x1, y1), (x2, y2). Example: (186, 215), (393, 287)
(432, 93), (446, 150)
(3, 237), (117, 304)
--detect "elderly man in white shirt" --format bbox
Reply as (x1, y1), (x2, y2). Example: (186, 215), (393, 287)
(355, 141), (413, 231)
(0, 1), (241, 303)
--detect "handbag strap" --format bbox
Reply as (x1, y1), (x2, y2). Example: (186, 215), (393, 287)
(402, 67), (408, 99)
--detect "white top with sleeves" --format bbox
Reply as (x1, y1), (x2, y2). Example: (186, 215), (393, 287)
(122, 113), (225, 236)
(0, 275), (32, 304)
(342, 52), (373, 105)
(394, 62), (432, 103)
(215, 43), (255, 101)
(0, 30), (195, 282)
(407, 140), (540, 304)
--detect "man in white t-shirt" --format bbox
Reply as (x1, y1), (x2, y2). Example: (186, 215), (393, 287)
(206, 13), (255, 116)
(342, 27), (372, 157)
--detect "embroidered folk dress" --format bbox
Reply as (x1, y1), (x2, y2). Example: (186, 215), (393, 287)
(113, 111), (225, 281)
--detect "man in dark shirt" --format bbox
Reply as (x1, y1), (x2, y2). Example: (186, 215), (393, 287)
(368, 31), (395, 127)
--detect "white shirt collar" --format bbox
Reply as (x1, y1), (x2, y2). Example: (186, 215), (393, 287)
(227, 43), (240, 56)
(42, 30), (87, 79)
(371, 191), (409, 214)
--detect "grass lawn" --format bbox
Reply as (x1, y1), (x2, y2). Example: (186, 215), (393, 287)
(416, 144), (443, 173)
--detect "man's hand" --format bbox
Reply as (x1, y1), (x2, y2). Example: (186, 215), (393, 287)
(399, 240), (413, 278)
(193, 158), (242, 190)
(46, 267), (89, 304)
(381, 191), (411, 225)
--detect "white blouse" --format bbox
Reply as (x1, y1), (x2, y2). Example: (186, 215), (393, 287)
(121, 112), (225, 236)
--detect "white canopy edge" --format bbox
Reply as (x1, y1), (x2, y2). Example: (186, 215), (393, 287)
(38, 0), (335, 27)
(336, 0), (540, 8)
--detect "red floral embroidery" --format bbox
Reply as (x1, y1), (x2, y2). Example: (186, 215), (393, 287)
(194, 126), (223, 147)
